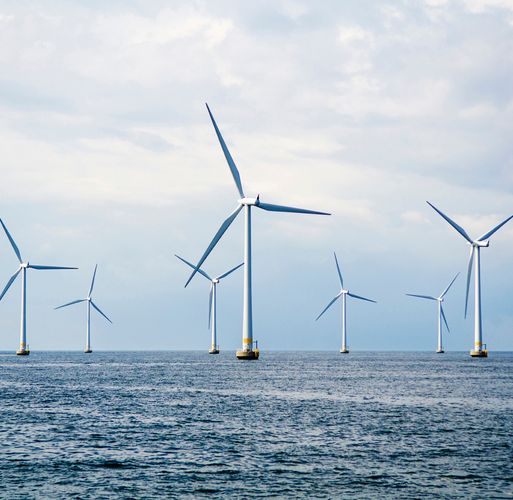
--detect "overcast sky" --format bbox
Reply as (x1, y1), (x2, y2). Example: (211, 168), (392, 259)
(0, 0), (513, 352)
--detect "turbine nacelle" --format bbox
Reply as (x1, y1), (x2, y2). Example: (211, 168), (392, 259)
(21, 262), (29, 269)
(239, 196), (260, 206)
(472, 240), (489, 248)
(212, 278), (220, 284)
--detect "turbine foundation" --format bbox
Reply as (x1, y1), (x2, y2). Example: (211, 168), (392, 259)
(236, 349), (259, 360)
(470, 350), (488, 358)
(209, 348), (220, 355)
(436, 349), (444, 353)
(84, 349), (92, 354)
(16, 349), (30, 355)
(339, 348), (349, 354)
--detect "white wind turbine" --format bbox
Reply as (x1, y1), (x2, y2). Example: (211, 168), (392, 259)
(55, 265), (112, 353)
(406, 273), (459, 353)
(316, 253), (376, 353)
(185, 104), (330, 360)
(0, 218), (77, 355)
(176, 255), (243, 354)
(427, 202), (513, 357)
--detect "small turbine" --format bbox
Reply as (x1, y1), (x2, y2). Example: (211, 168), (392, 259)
(316, 253), (376, 353)
(55, 265), (112, 353)
(427, 202), (513, 357)
(176, 255), (243, 354)
(0, 218), (77, 355)
(406, 273), (459, 353)
(185, 104), (330, 360)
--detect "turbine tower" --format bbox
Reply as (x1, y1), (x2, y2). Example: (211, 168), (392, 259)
(185, 104), (330, 360)
(316, 253), (376, 353)
(427, 202), (513, 357)
(55, 265), (112, 353)
(406, 273), (459, 353)
(176, 255), (243, 354)
(0, 218), (77, 355)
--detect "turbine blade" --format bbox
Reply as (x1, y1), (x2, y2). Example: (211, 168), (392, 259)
(405, 293), (437, 301)
(0, 219), (22, 263)
(441, 305), (450, 333)
(54, 299), (86, 310)
(175, 255), (212, 281)
(315, 292), (343, 321)
(465, 246), (474, 318)
(90, 300), (112, 323)
(348, 292), (377, 303)
(184, 204), (243, 287)
(257, 201), (330, 216)
(217, 262), (244, 280)
(0, 268), (21, 301)
(89, 264), (98, 297)
(205, 103), (245, 198)
(426, 201), (473, 243)
(477, 214), (513, 241)
(440, 272), (459, 299)
(208, 284), (213, 329)
(29, 265), (77, 270)
(333, 252), (343, 288)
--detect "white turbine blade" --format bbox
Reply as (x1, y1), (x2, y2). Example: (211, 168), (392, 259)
(465, 246), (474, 318)
(184, 204), (243, 288)
(348, 292), (377, 303)
(208, 284), (213, 329)
(90, 300), (112, 323)
(0, 219), (22, 263)
(29, 265), (77, 270)
(441, 305), (450, 333)
(440, 272), (459, 299)
(257, 201), (330, 216)
(0, 268), (21, 301)
(315, 292), (343, 321)
(54, 299), (86, 310)
(477, 214), (513, 241)
(426, 201), (473, 243)
(175, 255), (212, 281)
(333, 252), (343, 288)
(205, 103), (245, 198)
(405, 293), (437, 301)
(217, 262), (244, 280)
(89, 264), (98, 297)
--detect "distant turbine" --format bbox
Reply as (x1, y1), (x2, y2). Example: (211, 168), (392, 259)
(0, 218), (77, 355)
(185, 104), (330, 360)
(316, 253), (376, 353)
(427, 201), (513, 357)
(406, 273), (459, 353)
(176, 255), (243, 354)
(55, 265), (112, 353)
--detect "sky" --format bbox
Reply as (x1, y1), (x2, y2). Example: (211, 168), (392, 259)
(0, 0), (513, 352)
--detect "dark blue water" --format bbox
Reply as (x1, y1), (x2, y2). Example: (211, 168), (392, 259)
(0, 351), (512, 499)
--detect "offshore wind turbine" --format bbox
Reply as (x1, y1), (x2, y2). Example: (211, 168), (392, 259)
(176, 255), (243, 354)
(0, 218), (77, 355)
(406, 273), (459, 353)
(316, 253), (376, 353)
(427, 202), (513, 357)
(55, 265), (112, 353)
(185, 104), (330, 360)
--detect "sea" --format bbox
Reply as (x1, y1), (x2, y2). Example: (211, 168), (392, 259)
(0, 351), (512, 499)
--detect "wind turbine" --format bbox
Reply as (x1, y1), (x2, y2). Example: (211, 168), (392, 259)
(184, 104), (330, 360)
(316, 253), (376, 353)
(55, 265), (112, 353)
(427, 202), (513, 357)
(176, 255), (243, 354)
(0, 218), (77, 355)
(406, 273), (459, 353)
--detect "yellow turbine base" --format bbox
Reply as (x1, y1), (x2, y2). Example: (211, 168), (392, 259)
(236, 349), (259, 360)
(16, 349), (30, 356)
(470, 349), (488, 358)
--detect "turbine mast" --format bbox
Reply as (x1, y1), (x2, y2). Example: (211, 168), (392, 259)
(341, 293), (348, 353)
(437, 301), (443, 353)
(473, 246), (484, 356)
(210, 283), (219, 354)
(85, 300), (92, 353)
(238, 205), (257, 359)
(17, 267), (29, 355)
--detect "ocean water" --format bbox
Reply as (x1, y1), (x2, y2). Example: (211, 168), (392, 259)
(0, 351), (512, 499)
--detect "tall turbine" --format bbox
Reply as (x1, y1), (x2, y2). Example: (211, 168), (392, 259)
(406, 273), (459, 353)
(427, 202), (513, 357)
(55, 265), (112, 353)
(0, 218), (77, 355)
(316, 253), (376, 353)
(176, 255), (243, 354)
(185, 104), (330, 360)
